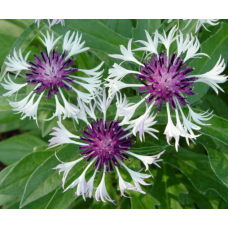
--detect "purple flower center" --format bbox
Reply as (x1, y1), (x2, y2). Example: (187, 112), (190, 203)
(137, 51), (196, 111)
(79, 118), (133, 173)
(27, 49), (77, 99)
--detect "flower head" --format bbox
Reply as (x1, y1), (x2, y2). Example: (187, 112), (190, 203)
(106, 28), (227, 150)
(50, 90), (163, 203)
(1, 31), (103, 124)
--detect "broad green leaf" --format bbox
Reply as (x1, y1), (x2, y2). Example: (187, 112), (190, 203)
(132, 19), (161, 41)
(0, 150), (54, 195)
(199, 114), (228, 145)
(162, 147), (228, 203)
(0, 164), (15, 185)
(0, 22), (45, 81)
(187, 22), (228, 104)
(198, 94), (228, 119)
(43, 19), (140, 58)
(0, 34), (16, 65)
(0, 194), (16, 206)
(130, 145), (169, 155)
(197, 135), (228, 187)
(0, 131), (47, 165)
(107, 19), (132, 38)
(178, 174), (220, 209)
(150, 163), (188, 209)
(130, 193), (159, 209)
(20, 144), (86, 208)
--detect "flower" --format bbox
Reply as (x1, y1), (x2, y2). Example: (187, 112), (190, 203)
(168, 19), (219, 33)
(50, 90), (163, 203)
(1, 31), (103, 124)
(106, 27), (227, 150)
(35, 19), (65, 28)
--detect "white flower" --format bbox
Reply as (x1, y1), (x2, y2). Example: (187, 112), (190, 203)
(107, 27), (226, 151)
(50, 90), (163, 203)
(3, 30), (102, 123)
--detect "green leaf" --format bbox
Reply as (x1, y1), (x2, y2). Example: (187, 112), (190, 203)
(198, 94), (228, 119)
(187, 22), (228, 104)
(199, 114), (228, 145)
(0, 34), (16, 65)
(106, 19), (133, 38)
(130, 193), (159, 209)
(130, 145), (169, 155)
(44, 19), (140, 57)
(162, 147), (228, 203)
(132, 19), (161, 41)
(0, 194), (16, 206)
(0, 131), (47, 165)
(20, 144), (86, 208)
(0, 22), (45, 81)
(197, 135), (228, 187)
(150, 163), (188, 209)
(0, 150), (54, 195)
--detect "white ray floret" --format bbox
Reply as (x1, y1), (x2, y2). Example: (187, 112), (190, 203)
(45, 95), (66, 121)
(118, 94), (150, 126)
(95, 166), (115, 204)
(109, 39), (143, 66)
(115, 166), (137, 197)
(118, 158), (151, 194)
(115, 93), (134, 120)
(164, 103), (181, 145)
(39, 31), (62, 55)
(125, 150), (164, 171)
(190, 56), (227, 94)
(48, 121), (85, 149)
(158, 26), (177, 58)
(105, 78), (144, 99)
(134, 30), (159, 55)
(128, 102), (158, 141)
(183, 35), (209, 62)
(5, 49), (31, 77)
(53, 154), (84, 189)
(1, 74), (27, 96)
(65, 31), (90, 60)
(108, 63), (140, 81)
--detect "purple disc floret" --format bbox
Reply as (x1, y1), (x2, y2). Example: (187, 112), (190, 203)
(79, 118), (134, 173)
(27, 49), (77, 99)
(137, 51), (197, 111)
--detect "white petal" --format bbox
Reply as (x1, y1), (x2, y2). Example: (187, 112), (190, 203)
(1, 74), (27, 96)
(39, 31), (62, 55)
